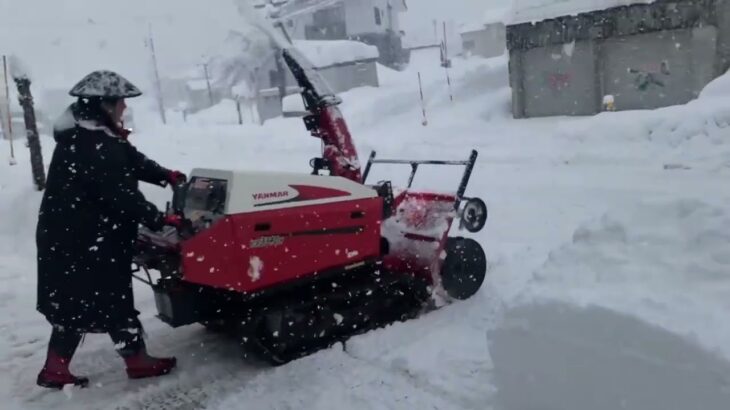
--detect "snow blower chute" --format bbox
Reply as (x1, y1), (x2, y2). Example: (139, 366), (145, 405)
(133, 47), (489, 365)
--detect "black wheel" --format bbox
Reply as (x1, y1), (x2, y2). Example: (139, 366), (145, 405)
(440, 237), (487, 300)
(461, 198), (488, 233)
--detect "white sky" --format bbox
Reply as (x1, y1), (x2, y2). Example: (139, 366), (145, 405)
(0, 0), (512, 92)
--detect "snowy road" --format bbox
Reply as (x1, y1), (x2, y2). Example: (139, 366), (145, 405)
(2, 49), (730, 409)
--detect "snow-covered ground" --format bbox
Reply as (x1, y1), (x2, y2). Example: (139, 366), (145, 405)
(2, 43), (730, 409)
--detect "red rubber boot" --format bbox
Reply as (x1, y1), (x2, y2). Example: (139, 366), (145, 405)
(123, 349), (177, 379)
(36, 350), (89, 389)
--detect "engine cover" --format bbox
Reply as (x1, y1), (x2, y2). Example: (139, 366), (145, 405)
(178, 170), (383, 294)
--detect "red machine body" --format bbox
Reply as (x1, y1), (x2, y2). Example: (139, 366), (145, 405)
(133, 47), (487, 365)
(180, 197), (383, 294)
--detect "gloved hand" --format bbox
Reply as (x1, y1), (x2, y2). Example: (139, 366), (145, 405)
(167, 170), (187, 185)
(163, 214), (184, 228)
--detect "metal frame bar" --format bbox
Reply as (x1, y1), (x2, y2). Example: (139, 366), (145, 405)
(362, 150), (479, 210)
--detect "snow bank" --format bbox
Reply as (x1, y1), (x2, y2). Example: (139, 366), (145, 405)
(293, 40), (379, 68)
(510, 0), (657, 24)
(699, 68), (730, 99)
(518, 198), (730, 359)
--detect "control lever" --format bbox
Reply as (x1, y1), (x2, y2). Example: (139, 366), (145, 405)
(168, 178), (195, 239)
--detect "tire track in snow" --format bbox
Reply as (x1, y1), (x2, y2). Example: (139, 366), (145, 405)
(336, 287), (504, 410)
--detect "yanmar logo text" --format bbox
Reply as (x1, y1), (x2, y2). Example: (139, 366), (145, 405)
(252, 191), (289, 201)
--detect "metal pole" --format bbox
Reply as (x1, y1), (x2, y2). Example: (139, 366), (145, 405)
(2, 56), (15, 164)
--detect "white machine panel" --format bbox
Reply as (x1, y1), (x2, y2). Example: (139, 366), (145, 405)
(189, 169), (378, 215)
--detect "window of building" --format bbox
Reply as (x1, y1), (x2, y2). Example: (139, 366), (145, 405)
(374, 7), (382, 26)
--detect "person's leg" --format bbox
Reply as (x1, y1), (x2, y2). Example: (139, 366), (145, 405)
(109, 322), (176, 379)
(37, 326), (90, 389)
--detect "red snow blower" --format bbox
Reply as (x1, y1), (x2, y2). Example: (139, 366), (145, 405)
(133, 47), (488, 365)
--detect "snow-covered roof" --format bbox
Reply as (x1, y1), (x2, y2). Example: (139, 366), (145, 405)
(509, 0), (657, 25)
(293, 40), (379, 68)
(270, 0), (342, 20)
(460, 23), (487, 34)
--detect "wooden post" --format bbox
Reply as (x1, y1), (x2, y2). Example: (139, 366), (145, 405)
(14, 76), (46, 190)
(236, 97), (243, 125)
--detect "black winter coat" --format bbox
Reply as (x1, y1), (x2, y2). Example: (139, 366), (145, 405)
(36, 105), (170, 332)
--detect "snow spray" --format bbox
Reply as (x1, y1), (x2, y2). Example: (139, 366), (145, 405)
(2, 55), (15, 166)
(418, 72), (428, 126)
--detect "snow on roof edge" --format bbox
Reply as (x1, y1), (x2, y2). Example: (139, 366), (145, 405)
(508, 0), (657, 25)
(292, 39), (379, 68)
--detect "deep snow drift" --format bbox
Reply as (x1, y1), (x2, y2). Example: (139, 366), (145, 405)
(1, 43), (730, 410)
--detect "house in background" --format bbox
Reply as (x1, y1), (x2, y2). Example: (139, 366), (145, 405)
(460, 7), (507, 59)
(267, 0), (410, 69)
(257, 39), (380, 121)
(507, 0), (730, 119)
(159, 31), (380, 124)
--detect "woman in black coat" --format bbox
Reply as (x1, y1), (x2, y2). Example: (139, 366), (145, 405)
(35, 70), (186, 389)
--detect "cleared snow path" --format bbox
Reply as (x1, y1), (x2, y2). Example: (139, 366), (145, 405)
(489, 302), (730, 410)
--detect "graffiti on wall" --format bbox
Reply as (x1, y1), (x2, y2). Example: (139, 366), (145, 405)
(545, 72), (572, 91)
(628, 60), (671, 91)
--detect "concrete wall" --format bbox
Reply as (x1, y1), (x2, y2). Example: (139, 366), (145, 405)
(507, 0), (726, 118)
(521, 40), (598, 117)
(714, 0), (730, 74)
(461, 23), (507, 59)
(511, 26), (718, 117)
(601, 27), (716, 111)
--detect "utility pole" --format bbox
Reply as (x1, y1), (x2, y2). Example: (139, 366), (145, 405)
(2, 56), (15, 165)
(199, 62), (214, 106)
(148, 24), (167, 124)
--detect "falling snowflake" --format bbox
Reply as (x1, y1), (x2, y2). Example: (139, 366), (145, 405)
(248, 256), (263, 282)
